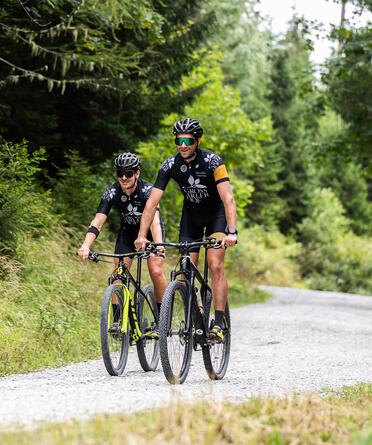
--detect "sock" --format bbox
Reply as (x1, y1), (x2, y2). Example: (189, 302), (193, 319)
(214, 310), (224, 327)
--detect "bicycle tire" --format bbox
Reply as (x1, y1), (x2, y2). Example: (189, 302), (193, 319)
(202, 293), (231, 380)
(159, 280), (193, 384)
(100, 284), (130, 376)
(136, 284), (159, 372)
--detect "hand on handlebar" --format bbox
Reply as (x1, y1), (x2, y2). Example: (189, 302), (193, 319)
(134, 235), (148, 251)
(221, 233), (237, 248)
(77, 245), (90, 260)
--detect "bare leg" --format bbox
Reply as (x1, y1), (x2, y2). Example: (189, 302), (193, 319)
(190, 252), (199, 268)
(147, 256), (167, 303)
(207, 248), (227, 311)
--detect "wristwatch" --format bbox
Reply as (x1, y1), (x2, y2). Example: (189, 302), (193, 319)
(227, 227), (238, 235)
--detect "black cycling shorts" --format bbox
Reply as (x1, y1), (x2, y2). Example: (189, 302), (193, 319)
(179, 203), (227, 253)
(115, 223), (165, 255)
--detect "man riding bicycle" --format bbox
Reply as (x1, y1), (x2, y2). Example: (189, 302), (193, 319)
(78, 152), (167, 335)
(135, 118), (237, 342)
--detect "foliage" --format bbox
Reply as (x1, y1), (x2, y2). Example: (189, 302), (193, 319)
(246, 135), (286, 229)
(298, 188), (372, 294)
(137, 54), (272, 238)
(227, 226), (302, 287)
(325, 10), (372, 175)
(315, 109), (372, 235)
(0, 0), (215, 169)
(268, 18), (323, 233)
(210, 0), (272, 120)
(0, 141), (56, 255)
(2, 384), (371, 444)
(52, 150), (114, 228)
(316, 160), (371, 238)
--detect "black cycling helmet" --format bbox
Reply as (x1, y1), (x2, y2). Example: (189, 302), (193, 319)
(173, 118), (203, 138)
(114, 152), (140, 170)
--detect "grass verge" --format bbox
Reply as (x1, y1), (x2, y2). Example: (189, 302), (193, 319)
(0, 384), (371, 444)
(0, 229), (112, 376)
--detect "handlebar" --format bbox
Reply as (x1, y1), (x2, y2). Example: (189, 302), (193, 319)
(87, 249), (151, 263)
(146, 238), (224, 253)
(84, 238), (227, 263)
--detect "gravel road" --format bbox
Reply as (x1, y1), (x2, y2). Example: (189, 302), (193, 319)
(1, 286), (371, 429)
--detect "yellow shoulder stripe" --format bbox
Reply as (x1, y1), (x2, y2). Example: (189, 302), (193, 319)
(214, 164), (229, 182)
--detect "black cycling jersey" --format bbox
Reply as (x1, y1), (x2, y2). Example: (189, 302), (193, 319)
(154, 148), (229, 210)
(97, 178), (164, 254)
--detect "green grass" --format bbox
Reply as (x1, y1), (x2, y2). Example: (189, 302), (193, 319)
(0, 229), (112, 376)
(1, 384), (371, 444)
(0, 227), (269, 376)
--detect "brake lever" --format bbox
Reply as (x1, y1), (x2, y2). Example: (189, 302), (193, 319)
(88, 252), (100, 263)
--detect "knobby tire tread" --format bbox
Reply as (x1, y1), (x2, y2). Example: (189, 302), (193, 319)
(159, 280), (193, 384)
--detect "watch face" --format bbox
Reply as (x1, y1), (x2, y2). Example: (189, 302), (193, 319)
(228, 228), (237, 235)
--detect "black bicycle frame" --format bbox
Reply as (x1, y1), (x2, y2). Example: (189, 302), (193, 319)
(154, 240), (220, 344)
(91, 251), (157, 325)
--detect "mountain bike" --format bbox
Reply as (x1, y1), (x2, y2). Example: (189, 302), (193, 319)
(148, 239), (231, 384)
(88, 249), (159, 376)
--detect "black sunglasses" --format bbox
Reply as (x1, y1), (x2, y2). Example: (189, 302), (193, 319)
(116, 168), (137, 178)
(175, 137), (196, 146)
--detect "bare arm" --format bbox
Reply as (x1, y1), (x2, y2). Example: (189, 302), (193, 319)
(149, 210), (163, 244)
(217, 181), (237, 247)
(135, 187), (164, 249)
(77, 213), (107, 259)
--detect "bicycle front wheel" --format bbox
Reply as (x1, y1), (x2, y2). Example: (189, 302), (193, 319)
(202, 292), (231, 380)
(137, 284), (159, 372)
(159, 280), (193, 384)
(100, 284), (130, 376)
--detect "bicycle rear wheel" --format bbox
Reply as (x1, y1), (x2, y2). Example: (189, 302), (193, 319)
(100, 284), (130, 376)
(202, 292), (231, 380)
(137, 284), (159, 371)
(159, 280), (193, 384)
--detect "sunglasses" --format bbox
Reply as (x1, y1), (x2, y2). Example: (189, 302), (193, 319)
(175, 137), (196, 146)
(116, 168), (137, 178)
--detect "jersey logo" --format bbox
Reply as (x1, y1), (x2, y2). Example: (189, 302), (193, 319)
(204, 153), (221, 170)
(121, 195), (128, 202)
(180, 164), (187, 173)
(141, 185), (152, 199)
(161, 156), (175, 172)
(102, 187), (116, 201)
(123, 203), (142, 225)
(182, 175), (209, 203)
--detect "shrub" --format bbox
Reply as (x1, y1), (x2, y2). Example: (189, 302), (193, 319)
(227, 225), (302, 287)
(53, 150), (114, 228)
(298, 188), (372, 294)
(0, 141), (56, 256)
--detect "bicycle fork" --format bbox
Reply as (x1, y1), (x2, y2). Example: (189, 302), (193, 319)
(118, 286), (143, 341)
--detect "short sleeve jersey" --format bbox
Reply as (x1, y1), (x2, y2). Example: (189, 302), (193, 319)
(154, 148), (229, 209)
(97, 178), (153, 231)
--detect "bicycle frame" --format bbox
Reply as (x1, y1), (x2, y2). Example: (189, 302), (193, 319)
(149, 239), (221, 346)
(90, 251), (157, 343)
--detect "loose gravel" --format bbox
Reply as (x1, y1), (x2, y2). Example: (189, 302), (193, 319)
(1, 286), (371, 430)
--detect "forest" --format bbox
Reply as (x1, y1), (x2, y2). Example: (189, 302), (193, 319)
(0, 0), (371, 373)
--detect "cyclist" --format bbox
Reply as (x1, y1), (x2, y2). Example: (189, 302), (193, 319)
(78, 152), (167, 337)
(135, 118), (237, 342)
